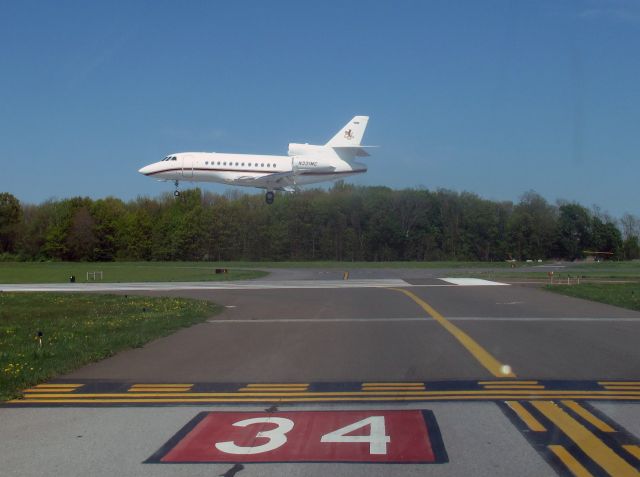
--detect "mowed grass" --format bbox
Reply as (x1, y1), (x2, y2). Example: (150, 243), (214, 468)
(547, 283), (640, 312)
(0, 293), (220, 401)
(0, 262), (267, 284)
(451, 260), (640, 280)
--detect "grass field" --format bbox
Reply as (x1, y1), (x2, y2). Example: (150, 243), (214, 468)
(0, 293), (220, 400)
(0, 262), (267, 284)
(451, 260), (640, 281)
(547, 283), (640, 312)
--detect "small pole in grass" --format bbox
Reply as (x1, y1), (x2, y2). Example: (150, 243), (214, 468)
(36, 330), (43, 348)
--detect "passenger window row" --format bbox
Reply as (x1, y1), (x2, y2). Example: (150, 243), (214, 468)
(202, 161), (277, 168)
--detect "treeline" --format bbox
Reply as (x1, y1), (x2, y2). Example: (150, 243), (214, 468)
(0, 185), (639, 262)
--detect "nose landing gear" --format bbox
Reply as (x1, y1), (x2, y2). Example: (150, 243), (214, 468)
(174, 180), (181, 197)
(265, 190), (275, 204)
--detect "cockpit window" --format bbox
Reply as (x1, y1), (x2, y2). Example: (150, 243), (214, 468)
(171, 156), (177, 161)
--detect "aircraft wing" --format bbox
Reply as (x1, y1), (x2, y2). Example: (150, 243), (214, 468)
(229, 171), (298, 191)
(230, 165), (336, 191)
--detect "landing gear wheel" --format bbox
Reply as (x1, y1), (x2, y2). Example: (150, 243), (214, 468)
(265, 191), (275, 205)
(174, 180), (180, 197)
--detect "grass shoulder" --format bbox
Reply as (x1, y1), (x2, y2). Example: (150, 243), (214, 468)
(0, 293), (220, 400)
(546, 283), (640, 312)
(0, 262), (267, 284)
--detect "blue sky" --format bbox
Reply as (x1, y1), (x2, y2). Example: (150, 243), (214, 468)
(1, 1), (639, 216)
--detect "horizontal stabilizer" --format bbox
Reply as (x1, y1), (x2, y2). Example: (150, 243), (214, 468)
(331, 145), (379, 157)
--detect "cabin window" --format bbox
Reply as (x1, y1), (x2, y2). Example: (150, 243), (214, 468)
(223, 162), (227, 166)
(242, 162), (245, 166)
(205, 161), (209, 165)
(261, 163), (264, 167)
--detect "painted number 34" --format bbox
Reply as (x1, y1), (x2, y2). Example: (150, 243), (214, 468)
(215, 416), (391, 455)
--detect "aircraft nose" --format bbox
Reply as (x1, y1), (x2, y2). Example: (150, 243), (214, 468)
(138, 164), (153, 175)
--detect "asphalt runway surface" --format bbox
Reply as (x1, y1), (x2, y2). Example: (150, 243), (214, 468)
(2, 269), (639, 477)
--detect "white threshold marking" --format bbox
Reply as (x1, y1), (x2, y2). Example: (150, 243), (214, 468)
(439, 278), (508, 286)
(207, 316), (640, 323)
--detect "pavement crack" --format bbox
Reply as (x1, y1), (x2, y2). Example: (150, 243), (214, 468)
(220, 463), (244, 477)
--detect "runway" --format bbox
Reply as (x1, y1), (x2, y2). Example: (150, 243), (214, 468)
(1, 271), (639, 476)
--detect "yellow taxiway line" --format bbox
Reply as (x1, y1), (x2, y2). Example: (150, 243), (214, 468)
(390, 288), (516, 378)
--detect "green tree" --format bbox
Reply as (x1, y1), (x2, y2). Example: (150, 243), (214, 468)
(554, 203), (592, 260)
(0, 192), (22, 253)
(508, 191), (556, 260)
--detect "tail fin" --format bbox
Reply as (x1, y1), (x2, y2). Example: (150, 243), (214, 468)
(325, 116), (369, 147)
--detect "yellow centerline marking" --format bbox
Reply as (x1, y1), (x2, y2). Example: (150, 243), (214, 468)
(561, 400), (615, 433)
(506, 401), (546, 432)
(623, 445), (640, 460)
(32, 384), (82, 387)
(532, 401), (638, 477)
(389, 288), (516, 377)
(599, 381), (640, 385)
(548, 445), (594, 477)
(479, 381), (538, 385)
(483, 385), (545, 390)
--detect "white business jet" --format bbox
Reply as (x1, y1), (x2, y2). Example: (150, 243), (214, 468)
(138, 116), (374, 204)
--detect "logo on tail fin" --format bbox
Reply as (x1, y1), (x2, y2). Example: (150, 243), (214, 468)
(344, 129), (353, 140)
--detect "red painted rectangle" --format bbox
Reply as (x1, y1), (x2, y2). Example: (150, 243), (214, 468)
(151, 410), (446, 463)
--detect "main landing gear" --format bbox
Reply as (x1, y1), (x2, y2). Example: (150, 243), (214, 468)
(174, 180), (181, 197)
(265, 190), (275, 205)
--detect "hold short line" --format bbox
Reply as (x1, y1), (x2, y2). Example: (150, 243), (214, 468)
(506, 401), (546, 432)
(547, 445), (593, 477)
(561, 401), (616, 433)
(11, 394), (640, 405)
